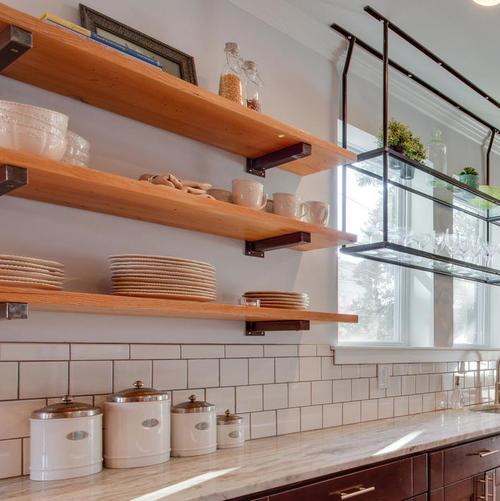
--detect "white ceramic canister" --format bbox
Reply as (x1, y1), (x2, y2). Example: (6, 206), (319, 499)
(104, 380), (171, 468)
(171, 394), (216, 457)
(216, 409), (245, 449)
(30, 395), (102, 481)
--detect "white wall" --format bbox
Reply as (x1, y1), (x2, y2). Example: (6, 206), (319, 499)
(0, 0), (340, 344)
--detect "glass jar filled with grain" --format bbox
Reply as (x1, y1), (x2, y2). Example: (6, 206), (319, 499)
(243, 60), (263, 112)
(219, 42), (245, 105)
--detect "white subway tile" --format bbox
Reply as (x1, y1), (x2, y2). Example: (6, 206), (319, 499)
(206, 387), (235, 414)
(275, 358), (299, 383)
(114, 360), (152, 391)
(70, 361), (112, 395)
(378, 364), (393, 376)
(332, 380), (351, 403)
(0, 439), (21, 479)
(1, 343), (68, 361)
(422, 393), (436, 412)
(298, 345), (316, 357)
(48, 396), (92, 406)
(71, 344), (129, 360)
(264, 345), (298, 357)
(465, 372), (475, 388)
(387, 376), (402, 397)
(480, 361), (489, 370)
(369, 378), (386, 399)
(172, 389), (204, 406)
(0, 362), (17, 400)
(416, 375), (430, 393)
(236, 385), (262, 413)
(301, 405), (322, 431)
(343, 401), (360, 424)
(429, 374), (442, 392)
(181, 345), (224, 359)
(360, 365), (377, 378)
(22, 437), (30, 476)
(0, 399), (45, 440)
(435, 392), (448, 410)
(393, 364), (408, 376)
(394, 396), (409, 416)
(401, 375), (416, 395)
(448, 362), (459, 372)
(277, 408), (300, 435)
(239, 413), (251, 441)
(442, 373), (454, 391)
(288, 382), (311, 407)
(19, 362), (67, 399)
(485, 370), (495, 386)
(420, 363), (434, 374)
(321, 358), (342, 380)
(352, 378), (369, 401)
(312, 380), (332, 405)
(130, 344), (179, 360)
(316, 345), (333, 357)
(405, 364), (419, 375)
(341, 365), (360, 379)
(263, 384), (288, 410)
(249, 358), (274, 385)
(409, 394), (423, 414)
(225, 345), (263, 358)
(299, 357), (321, 381)
(251, 410), (276, 439)
(378, 398), (394, 419)
(153, 360), (187, 390)
(361, 399), (378, 422)
(323, 403), (342, 428)
(220, 359), (248, 387)
(188, 359), (219, 388)
(434, 362), (448, 373)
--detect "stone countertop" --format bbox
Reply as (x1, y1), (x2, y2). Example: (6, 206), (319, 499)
(3, 409), (500, 501)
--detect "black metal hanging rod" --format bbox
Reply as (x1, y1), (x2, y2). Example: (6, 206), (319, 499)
(364, 6), (500, 111)
(330, 23), (500, 136)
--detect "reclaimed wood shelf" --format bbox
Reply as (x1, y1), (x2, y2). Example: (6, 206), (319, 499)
(0, 287), (358, 324)
(0, 3), (356, 176)
(2, 147), (356, 251)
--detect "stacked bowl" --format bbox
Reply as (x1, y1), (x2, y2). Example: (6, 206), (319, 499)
(242, 291), (310, 309)
(0, 100), (68, 160)
(109, 254), (216, 302)
(62, 130), (90, 167)
(0, 254), (64, 290)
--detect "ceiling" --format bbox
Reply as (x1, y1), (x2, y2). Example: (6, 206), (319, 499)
(284, 0), (500, 130)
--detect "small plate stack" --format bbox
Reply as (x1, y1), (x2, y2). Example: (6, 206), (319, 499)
(0, 254), (64, 290)
(109, 254), (216, 302)
(243, 291), (310, 310)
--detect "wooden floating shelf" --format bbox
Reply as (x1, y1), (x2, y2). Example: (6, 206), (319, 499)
(1, 147), (356, 251)
(0, 3), (356, 176)
(0, 287), (358, 323)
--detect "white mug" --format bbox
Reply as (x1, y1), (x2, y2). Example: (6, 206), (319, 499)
(232, 179), (267, 210)
(272, 193), (306, 220)
(304, 201), (330, 226)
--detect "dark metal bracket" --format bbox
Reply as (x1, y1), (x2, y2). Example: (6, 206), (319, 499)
(245, 320), (310, 336)
(0, 303), (28, 320)
(245, 231), (311, 258)
(0, 25), (32, 72)
(246, 142), (312, 177)
(0, 165), (28, 196)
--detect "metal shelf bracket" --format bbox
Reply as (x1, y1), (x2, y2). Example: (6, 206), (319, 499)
(245, 319), (310, 336)
(0, 302), (28, 320)
(0, 24), (32, 71)
(246, 142), (312, 177)
(0, 165), (28, 196)
(245, 231), (311, 258)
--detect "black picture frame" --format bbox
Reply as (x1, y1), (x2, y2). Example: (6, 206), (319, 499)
(79, 4), (198, 85)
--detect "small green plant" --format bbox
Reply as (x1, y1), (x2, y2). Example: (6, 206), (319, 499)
(377, 118), (427, 164)
(459, 167), (478, 176)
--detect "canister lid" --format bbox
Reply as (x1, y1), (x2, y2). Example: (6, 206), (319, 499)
(217, 409), (243, 425)
(31, 395), (102, 420)
(106, 380), (170, 403)
(171, 394), (215, 414)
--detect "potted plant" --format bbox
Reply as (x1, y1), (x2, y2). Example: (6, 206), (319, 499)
(377, 119), (427, 180)
(458, 167), (479, 190)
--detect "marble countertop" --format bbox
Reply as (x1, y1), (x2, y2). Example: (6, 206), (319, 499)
(3, 408), (500, 501)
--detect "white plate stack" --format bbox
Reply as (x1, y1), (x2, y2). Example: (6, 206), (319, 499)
(0, 255), (64, 290)
(109, 254), (216, 302)
(243, 291), (310, 309)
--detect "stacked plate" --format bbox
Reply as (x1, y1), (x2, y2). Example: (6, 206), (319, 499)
(243, 291), (310, 310)
(109, 254), (216, 302)
(0, 254), (64, 290)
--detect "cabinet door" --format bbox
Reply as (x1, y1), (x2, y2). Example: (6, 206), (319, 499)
(441, 474), (483, 501)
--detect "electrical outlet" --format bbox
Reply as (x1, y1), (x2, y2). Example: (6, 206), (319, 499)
(378, 364), (390, 389)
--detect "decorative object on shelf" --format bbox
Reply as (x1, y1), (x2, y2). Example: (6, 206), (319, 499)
(219, 42), (245, 105)
(458, 167), (479, 190)
(79, 4), (197, 83)
(108, 254), (216, 302)
(62, 130), (90, 167)
(303, 201), (330, 226)
(139, 173), (214, 198)
(216, 409), (245, 449)
(207, 188), (232, 203)
(272, 192), (306, 220)
(243, 60), (263, 112)
(243, 291), (310, 310)
(232, 179), (267, 210)
(0, 100), (68, 160)
(428, 129), (448, 175)
(0, 254), (64, 290)
(239, 296), (260, 307)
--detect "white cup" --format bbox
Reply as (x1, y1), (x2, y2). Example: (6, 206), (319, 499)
(272, 193), (306, 220)
(232, 179), (267, 210)
(303, 201), (330, 226)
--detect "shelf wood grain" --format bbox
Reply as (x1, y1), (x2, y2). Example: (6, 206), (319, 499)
(1, 147), (356, 251)
(0, 3), (356, 176)
(0, 287), (358, 323)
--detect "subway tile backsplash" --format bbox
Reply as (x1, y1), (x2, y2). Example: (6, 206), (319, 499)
(0, 342), (496, 480)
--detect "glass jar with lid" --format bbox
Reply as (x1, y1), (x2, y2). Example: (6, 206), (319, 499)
(243, 60), (263, 112)
(219, 42), (246, 105)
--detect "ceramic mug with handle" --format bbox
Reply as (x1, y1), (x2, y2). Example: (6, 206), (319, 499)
(303, 201), (330, 226)
(272, 193), (307, 220)
(232, 179), (267, 210)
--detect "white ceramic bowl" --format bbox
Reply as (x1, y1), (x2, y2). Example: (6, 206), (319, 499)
(62, 130), (90, 167)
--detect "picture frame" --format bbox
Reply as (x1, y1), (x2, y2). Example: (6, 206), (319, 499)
(79, 4), (198, 85)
